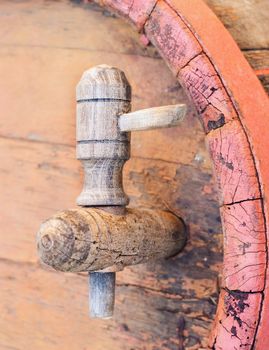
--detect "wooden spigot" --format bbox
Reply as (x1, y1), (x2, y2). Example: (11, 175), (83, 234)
(37, 65), (187, 319)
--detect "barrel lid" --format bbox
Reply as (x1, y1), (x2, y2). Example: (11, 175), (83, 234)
(76, 65), (131, 101)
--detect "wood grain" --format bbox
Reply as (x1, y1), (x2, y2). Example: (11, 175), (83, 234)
(0, 259), (218, 350)
(221, 200), (266, 292)
(144, 0), (203, 75)
(210, 289), (262, 349)
(178, 53), (237, 133)
(205, 0), (269, 94)
(0, 0), (187, 146)
(206, 120), (261, 205)
(205, 0), (269, 50)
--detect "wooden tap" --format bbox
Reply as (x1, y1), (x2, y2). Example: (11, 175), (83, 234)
(37, 65), (187, 319)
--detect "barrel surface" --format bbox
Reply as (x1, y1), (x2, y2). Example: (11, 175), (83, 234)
(0, 0), (268, 349)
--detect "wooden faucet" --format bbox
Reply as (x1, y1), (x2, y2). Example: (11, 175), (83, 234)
(37, 65), (187, 319)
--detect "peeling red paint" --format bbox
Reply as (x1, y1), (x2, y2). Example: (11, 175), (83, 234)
(206, 120), (261, 205)
(221, 200), (266, 292)
(210, 289), (262, 349)
(144, 1), (202, 74)
(178, 53), (237, 133)
(97, 0), (157, 30)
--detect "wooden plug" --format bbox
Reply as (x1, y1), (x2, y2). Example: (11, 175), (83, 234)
(37, 208), (186, 272)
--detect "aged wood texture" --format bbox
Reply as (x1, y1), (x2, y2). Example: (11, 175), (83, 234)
(76, 65), (187, 206)
(210, 289), (262, 350)
(204, 0), (269, 50)
(0, 1), (222, 349)
(178, 53), (237, 133)
(37, 208), (186, 272)
(206, 120), (261, 205)
(0, 259), (219, 350)
(93, 0), (269, 349)
(76, 63), (133, 318)
(204, 0), (269, 94)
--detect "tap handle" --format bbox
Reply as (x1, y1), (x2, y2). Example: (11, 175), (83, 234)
(119, 104), (186, 132)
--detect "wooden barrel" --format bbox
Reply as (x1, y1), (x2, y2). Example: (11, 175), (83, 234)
(0, 1), (268, 349)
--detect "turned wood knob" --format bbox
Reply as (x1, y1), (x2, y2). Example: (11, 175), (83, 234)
(76, 65), (131, 206)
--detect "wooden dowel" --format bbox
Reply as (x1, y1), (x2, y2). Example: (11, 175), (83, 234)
(118, 104), (187, 132)
(89, 272), (115, 319)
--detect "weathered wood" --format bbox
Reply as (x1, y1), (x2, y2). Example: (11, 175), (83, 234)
(205, 0), (269, 95)
(205, 0), (269, 50)
(210, 289), (262, 350)
(206, 120), (261, 205)
(243, 50), (269, 71)
(220, 200), (266, 292)
(76, 65), (187, 207)
(76, 64), (131, 317)
(0, 259), (217, 350)
(37, 208), (186, 272)
(119, 104), (186, 132)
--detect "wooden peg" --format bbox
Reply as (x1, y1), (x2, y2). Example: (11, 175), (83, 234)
(89, 272), (115, 319)
(119, 104), (187, 132)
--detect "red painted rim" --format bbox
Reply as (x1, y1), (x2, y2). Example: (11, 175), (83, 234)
(95, 0), (269, 348)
